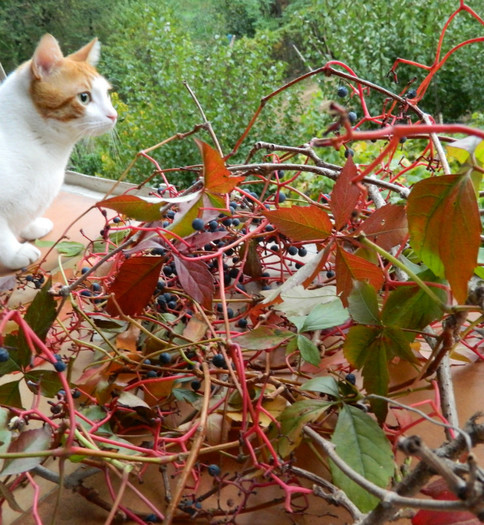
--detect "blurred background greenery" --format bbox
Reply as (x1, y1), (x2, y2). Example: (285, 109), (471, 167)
(0, 0), (483, 189)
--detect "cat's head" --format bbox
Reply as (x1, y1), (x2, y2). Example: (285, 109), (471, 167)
(28, 34), (117, 139)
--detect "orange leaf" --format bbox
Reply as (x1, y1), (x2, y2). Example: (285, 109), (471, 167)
(264, 205), (332, 241)
(106, 256), (164, 316)
(335, 245), (384, 306)
(331, 156), (361, 229)
(407, 173), (480, 303)
(358, 204), (408, 250)
(96, 195), (163, 222)
(195, 138), (244, 194)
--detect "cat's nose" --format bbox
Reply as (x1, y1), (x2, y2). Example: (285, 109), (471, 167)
(107, 111), (117, 123)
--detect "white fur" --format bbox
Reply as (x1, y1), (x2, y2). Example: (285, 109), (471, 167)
(0, 56), (116, 270)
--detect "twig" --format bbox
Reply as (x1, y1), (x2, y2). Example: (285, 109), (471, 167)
(162, 361), (211, 524)
(184, 81), (223, 156)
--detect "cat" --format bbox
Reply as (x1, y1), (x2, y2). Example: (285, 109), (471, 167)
(0, 34), (117, 270)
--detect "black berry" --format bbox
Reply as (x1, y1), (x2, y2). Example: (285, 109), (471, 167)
(348, 111), (357, 124)
(159, 353), (172, 365)
(0, 348), (9, 362)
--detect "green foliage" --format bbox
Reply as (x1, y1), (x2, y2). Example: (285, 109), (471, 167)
(88, 2), (302, 186)
(274, 0), (484, 120)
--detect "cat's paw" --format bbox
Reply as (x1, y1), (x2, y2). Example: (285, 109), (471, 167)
(3, 243), (41, 270)
(20, 218), (53, 241)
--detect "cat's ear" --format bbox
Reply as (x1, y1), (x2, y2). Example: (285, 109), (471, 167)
(68, 38), (100, 66)
(31, 34), (64, 80)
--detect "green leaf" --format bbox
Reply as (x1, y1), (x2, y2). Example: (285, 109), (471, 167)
(301, 376), (340, 398)
(96, 194), (164, 222)
(299, 299), (349, 332)
(172, 388), (199, 403)
(348, 281), (381, 326)
(446, 136), (482, 164)
(344, 325), (416, 420)
(274, 399), (332, 457)
(25, 370), (64, 398)
(271, 285), (339, 316)
(56, 241), (85, 257)
(407, 173), (481, 303)
(0, 408), (12, 471)
(330, 404), (394, 512)
(16, 278), (57, 367)
(168, 194), (204, 238)
(0, 381), (22, 409)
(297, 334), (321, 366)
(235, 326), (294, 351)
(1, 427), (52, 476)
(381, 270), (445, 332)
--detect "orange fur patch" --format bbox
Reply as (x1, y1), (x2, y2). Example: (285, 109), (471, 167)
(30, 60), (99, 122)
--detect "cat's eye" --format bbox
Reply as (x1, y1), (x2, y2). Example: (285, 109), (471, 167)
(77, 92), (91, 105)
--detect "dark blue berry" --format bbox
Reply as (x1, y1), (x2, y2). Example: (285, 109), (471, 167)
(151, 247), (166, 256)
(146, 370), (158, 378)
(399, 136), (407, 144)
(337, 86), (348, 98)
(212, 354), (227, 369)
(326, 270), (335, 278)
(227, 308), (234, 319)
(236, 318), (248, 328)
(270, 244), (279, 252)
(192, 218), (205, 231)
(166, 210), (175, 219)
(113, 217), (121, 224)
(222, 218), (233, 227)
(72, 389), (81, 399)
(207, 464), (221, 477)
(159, 353), (172, 365)
(156, 280), (166, 291)
(278, 192), (287, 203)
(81, 267), (90, 274)
(91, 283), (102, 292)
(232, 218), (240, 227)
(167, 300), (177, 309)
(345, 148), (354, 158)
(144, 359), (152, 366)
(146, 514), (159, 523)
(298, 247), (307, 257)
(265, 224), (275, 232)
(346, 373), (356, 385)
(287, 246), (298, 256)
(54, 361), (67, 372)
(0, 348), (9, 362)
(348, 111), (357, 124)
(407, 89), (417, 98)
(80, 289), (92, 297)
(208, 220), (218, 232)
(191, 380), (201, 391)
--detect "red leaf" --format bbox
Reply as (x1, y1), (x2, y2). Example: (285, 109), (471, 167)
(413, 479), (480, 525)
(96, 195), (163, 222)
(264, 205), (332, 241)
(335, 245), (384, 306)
(331, 156), (361, 229)
(174, 256), (214, 309)
(195, 138), (244, 194)
(106, 256), (164, 316)
(407, 173), (480, 303)
(358, 204), (408, 250)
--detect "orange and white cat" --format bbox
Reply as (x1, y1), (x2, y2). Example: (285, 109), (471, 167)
(0, 34), (117, 270)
